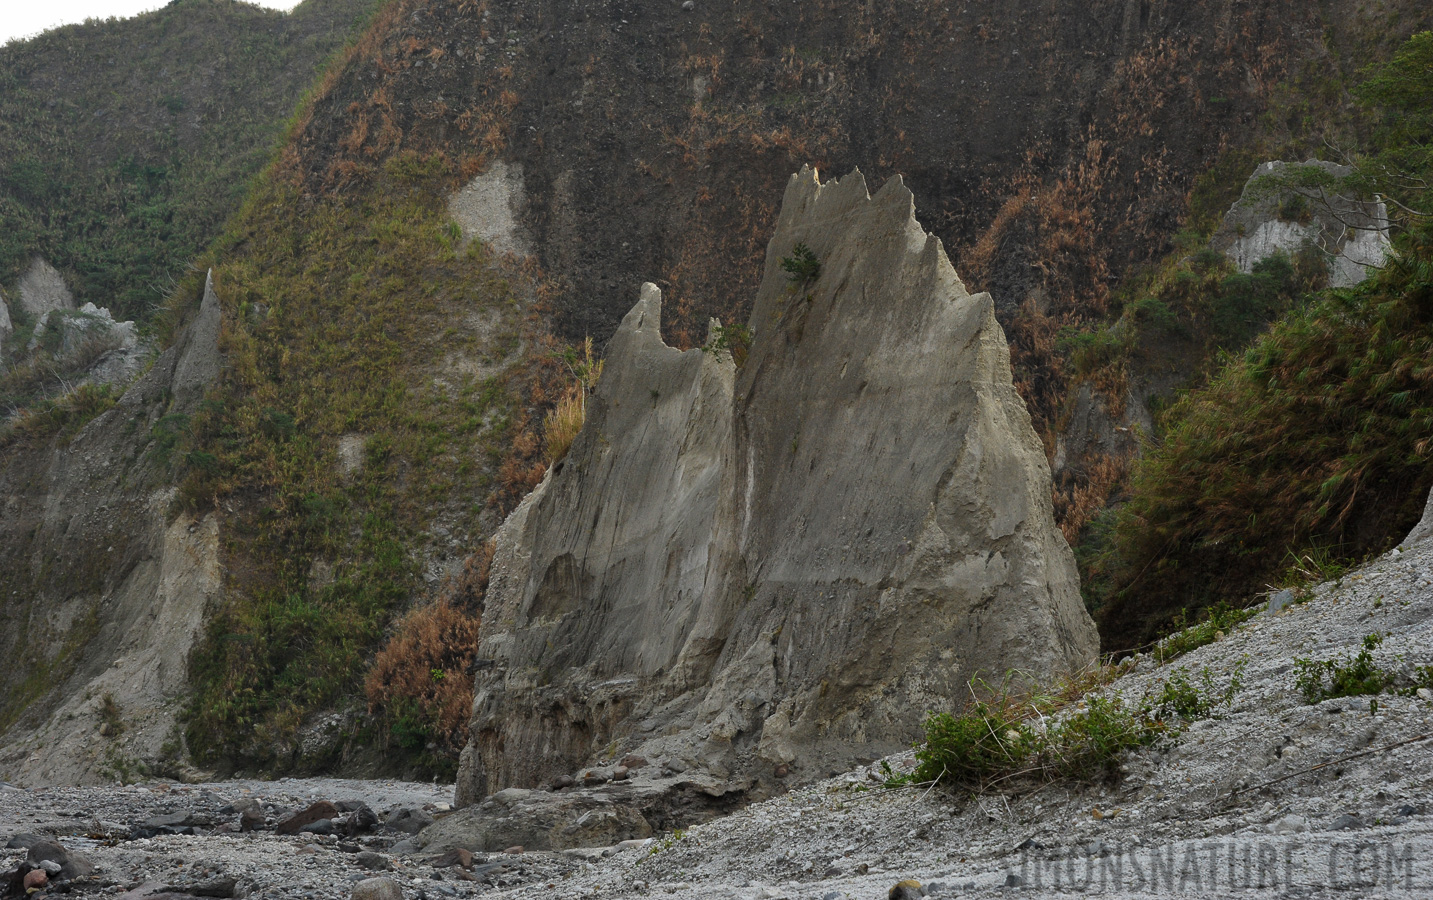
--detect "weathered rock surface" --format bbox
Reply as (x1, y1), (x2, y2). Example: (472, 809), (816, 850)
(14, 257), (76, 318)
(0, 274), (225, 785)
(2, 260), (149, 398)
(447, 161), (532, 258)
(1404, 485), (1433, 547)
(0, 290), (12, 358)
(450, 169), (1098, 842)
(1210, 159), (1393, 288)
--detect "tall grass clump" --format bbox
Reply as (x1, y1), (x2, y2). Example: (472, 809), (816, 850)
(544, 336), (603, 464)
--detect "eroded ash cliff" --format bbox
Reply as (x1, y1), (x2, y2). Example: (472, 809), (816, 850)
(0, 275), (224, 784)
(436, 169), (1096, 847)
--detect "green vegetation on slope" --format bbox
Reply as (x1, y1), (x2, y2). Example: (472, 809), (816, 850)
(172, 145), (559, 773)
(0, 0), (379, 322)
(1086, 32), (1433, 649)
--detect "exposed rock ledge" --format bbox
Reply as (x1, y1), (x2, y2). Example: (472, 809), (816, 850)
(435, 169), (1099, 850)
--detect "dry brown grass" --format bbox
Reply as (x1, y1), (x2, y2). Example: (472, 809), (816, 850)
(544, 385), (586, 464)
(364, 599), (482, 754)
(543, 336), (602, 464)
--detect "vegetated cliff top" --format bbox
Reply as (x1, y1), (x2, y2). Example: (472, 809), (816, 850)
(0, 0), (380, 322)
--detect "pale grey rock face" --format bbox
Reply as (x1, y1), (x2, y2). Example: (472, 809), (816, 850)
(5, 264), (148, 392)
(0, 289), (12, 362)
(1210, 159), (1392, 288)
(455, 169), (1098, 819)
(15, 256), (76, 318)
(448, 161), (531, 257)
(1404, 486), (1433, 547)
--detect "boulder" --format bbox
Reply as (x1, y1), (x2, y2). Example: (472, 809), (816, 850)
(419, 777), (680, 854)
(26, 840), (93, 881)
(453, 167), (1098, 821)
(384, 807), (434, 835)
(351, 877), (403, 900)
(276, 800), (339, 835)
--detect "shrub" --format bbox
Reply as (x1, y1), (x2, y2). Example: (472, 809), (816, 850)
(364, 600), (483, 756)
(904, 663), (1247, 792)
(99, 692), (125, 738)
(1044, 695), (1163, 781)
(703, 321), (753, 367)
(1277, 193), (1312, 224)
(1056, 324), (1128, 376)
(909, 701), (1031, 788)
(779, 243), (820, 283)
(1294, 633), (1394, 703)
(1131, 297), (1179, 333)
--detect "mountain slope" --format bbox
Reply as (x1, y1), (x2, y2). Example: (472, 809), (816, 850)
(0, 0), (380, 322)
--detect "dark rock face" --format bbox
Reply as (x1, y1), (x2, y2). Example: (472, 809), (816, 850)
(454, 169), (1097, 814)
(286, 0), (1428, 431)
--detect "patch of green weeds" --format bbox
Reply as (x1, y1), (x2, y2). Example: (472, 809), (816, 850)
(897, 664), (1245, 792)
(1152, 602), (1258, 664)
(646, 830), (688, 857)
(1295, 633), (1397, 703)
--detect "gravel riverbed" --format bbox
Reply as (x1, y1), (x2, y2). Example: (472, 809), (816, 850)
(7, 540), (1433, 899)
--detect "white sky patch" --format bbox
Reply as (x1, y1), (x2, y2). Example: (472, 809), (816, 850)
(2, 0), (304, 48)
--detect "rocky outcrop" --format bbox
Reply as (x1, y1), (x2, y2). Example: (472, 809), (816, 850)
(448, 169), (1098, 840)
(1210, 160), (1393, 289)
(2, 259), (148, 401)
(1404, 486), (1433, 547)
(15, 257), (76, 318)
(0, 274), (225, 785)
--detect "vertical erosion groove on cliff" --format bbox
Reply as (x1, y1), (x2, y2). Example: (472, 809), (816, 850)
(455, 169), (1098, 812)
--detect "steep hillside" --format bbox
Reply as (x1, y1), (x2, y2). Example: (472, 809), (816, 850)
(274, 0), (1432, 530)
(4, 0), (1433, 785)
(0, 0), (380, 323)
(1086, 31), (1433, 650)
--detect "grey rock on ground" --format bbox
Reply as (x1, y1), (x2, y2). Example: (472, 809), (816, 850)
(350, 876), (403, 900)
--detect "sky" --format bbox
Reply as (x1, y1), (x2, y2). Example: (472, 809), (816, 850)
(2, 0), (304, 47)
